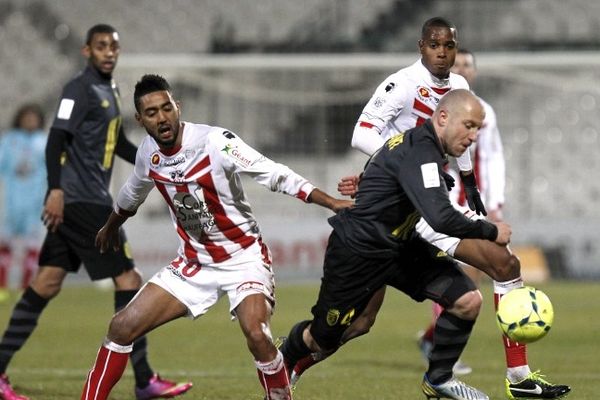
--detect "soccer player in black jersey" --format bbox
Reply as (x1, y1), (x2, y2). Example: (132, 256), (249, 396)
(0, 25), (192, 400)
(281, 90), (510, 400)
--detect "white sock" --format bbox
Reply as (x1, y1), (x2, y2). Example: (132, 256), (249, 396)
(507, 366), (532, 383)
(493, 277), (524, 295)
(255, 350), (284, 375)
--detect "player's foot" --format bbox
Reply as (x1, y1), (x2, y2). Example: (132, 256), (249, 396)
(418, 331), (472, 375)
(417, 330), (434, 363)
(505, 370), (570, 399)
(0, 374), (29, 400)
(452, 359), (472, 376)
(135, 374), (193, 399)
(421, 375), (489, 400)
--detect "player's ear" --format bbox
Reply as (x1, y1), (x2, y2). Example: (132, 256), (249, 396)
(134, 112), (143, 126)
(81, 44), (91, 59)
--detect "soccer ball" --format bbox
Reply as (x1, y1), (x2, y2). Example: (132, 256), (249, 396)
(496, 286), (554, 343)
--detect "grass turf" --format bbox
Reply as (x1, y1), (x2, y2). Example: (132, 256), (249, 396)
(0, 280), (594, 399)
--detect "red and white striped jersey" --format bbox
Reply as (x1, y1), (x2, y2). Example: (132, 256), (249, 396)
(116, 122), (315, 265)
(450, 96), (505, 212)
(352, 59), (472, 170)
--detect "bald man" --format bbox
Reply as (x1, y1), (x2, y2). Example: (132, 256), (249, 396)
(280, 89), (510, 400)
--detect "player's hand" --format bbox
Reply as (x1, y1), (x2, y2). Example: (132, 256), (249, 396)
(42, 189), (64, 232)
(95, 225), (121, 253)
(441, 171), (455, 190)
(337, 175), (360, 198)
(494, 222), (511, 245)
(331, 199), (354, 213)
(460, 172), (487, 216)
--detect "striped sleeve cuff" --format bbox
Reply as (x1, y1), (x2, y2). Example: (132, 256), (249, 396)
(296, 182), (316, 203)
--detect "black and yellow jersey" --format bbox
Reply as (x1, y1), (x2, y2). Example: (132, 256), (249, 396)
(50, 66), (123, 206)
(330, 119), (497, 258)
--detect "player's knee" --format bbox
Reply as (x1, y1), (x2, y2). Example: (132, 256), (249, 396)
(308, 324), (342, 352)
(114, 268), (143, 290)
(341, 313), (376, 343)
(107, 310), (137, 344)
(449, 290), (482, 320)
(30, 279), (62, 299)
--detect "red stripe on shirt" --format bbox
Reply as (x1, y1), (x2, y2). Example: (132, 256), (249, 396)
(185, 155), (210, 179)
(413, 98), (434, 116)
(430, 87), (451, 95)
(359, 121), (375, 129)
(197, 172), (256, 252)
(149, 169), (173, 183)
(154, 181), (199, 261)
(176, 183), (230, 262)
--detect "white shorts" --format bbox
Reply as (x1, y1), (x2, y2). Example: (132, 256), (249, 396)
(148, 240), (275, 319)
(415, 205), (483, 257)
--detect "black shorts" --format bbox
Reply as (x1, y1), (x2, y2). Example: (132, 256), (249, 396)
(310, 231), (397, 349)
(385, 236), (476, 308)
(39, 202), (134, 280)
(309, 232), (475, 349)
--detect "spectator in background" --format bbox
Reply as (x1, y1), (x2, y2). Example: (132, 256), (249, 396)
(0, 104), (47, 297)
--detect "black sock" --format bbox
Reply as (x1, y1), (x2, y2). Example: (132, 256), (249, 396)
(427, 311), (475, 385)
(0, 287), (49, 374)
(280, 320), (312, 370)
(115, 290), (154, 388)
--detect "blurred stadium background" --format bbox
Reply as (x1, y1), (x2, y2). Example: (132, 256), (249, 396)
(2, 0), (600, 283)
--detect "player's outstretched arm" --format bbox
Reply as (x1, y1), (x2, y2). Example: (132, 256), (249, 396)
(307, 188), (353, 213)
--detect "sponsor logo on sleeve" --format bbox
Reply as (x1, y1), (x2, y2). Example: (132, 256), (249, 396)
(221, 144), (257, 167)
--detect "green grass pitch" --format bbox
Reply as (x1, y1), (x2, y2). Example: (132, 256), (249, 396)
(0, 280), (595, 399)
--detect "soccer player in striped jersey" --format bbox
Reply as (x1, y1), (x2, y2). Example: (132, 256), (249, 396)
(80, 74), (351, 400)
(287, 17), (570, 400)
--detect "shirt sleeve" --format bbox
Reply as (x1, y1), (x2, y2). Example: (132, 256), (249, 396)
(45, 127), (72, 189)
(115, 126), (138, 164)
(51, 80), (89, 135)
(211, 130), (315, 202)
(357, 74), (411, 133)
(351, 122), (386, 156)
(478, 103), (505, 210)
(115, 145), (155, 214)
(394, 142), (497, 241)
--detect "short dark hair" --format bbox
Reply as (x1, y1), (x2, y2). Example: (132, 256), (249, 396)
(86, 24), (117, 45)
(421, 17), (456, 39)
(134, 74), (172, 112)
(457, 48), (476, 65)
(12, 103), (45, 129)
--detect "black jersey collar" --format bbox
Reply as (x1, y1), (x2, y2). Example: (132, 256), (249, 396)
(85, 65), (113, 83)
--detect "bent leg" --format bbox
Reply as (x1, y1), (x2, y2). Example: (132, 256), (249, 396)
(236, 293), (291, 400)
(82, 283), (187, 400)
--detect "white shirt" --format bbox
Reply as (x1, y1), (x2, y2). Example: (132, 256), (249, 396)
(351, 59), (472, 171)
(116, 122), (315, 264)
(449, 96), (505, 212)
